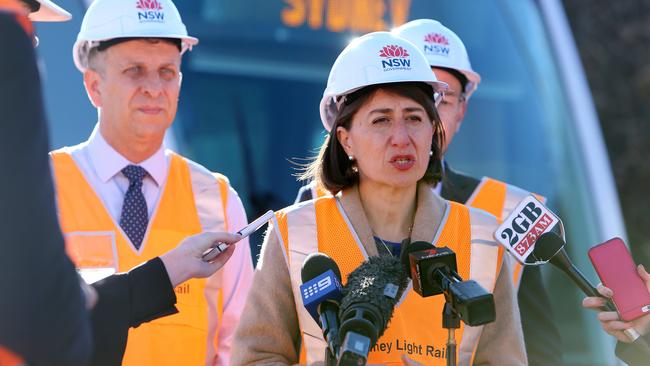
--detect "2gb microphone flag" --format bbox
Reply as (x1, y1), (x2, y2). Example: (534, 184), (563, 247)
(494, 195), (560, 264)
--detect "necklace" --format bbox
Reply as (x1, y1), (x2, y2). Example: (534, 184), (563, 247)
(374, 236), (394, 257)
(373, 224), (414, 256)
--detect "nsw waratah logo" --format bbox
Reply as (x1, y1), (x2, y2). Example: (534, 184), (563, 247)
(379, 45), (411, 71)
(424, 33), (449, 45)
(423, 33), (450, 57)
(137, 0), (164, 23)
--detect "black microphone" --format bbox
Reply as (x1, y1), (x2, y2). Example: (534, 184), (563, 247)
(533, 232), (606, 301)
(300, 253), (343, 361)
(401, 241), (496, 326)
(337, 255), (408, 366)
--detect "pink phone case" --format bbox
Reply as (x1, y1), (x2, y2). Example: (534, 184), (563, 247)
(588, 238), (650, 321)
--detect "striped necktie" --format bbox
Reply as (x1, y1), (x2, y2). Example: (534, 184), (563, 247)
(119, 165), (149, 249)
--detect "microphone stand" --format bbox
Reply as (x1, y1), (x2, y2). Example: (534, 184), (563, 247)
(442, 302), (460, 366)
(435, 267), (461, 366)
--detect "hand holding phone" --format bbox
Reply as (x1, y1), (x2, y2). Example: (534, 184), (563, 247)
(201, 210), (274, 262)
(588, 238), (650, 321)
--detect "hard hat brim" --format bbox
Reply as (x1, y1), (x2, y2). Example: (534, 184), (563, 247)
(73, 35), (199, 73)
(320, 79), (448, 132)
(29, 0), (72, 22)
(458, 68), (481, 98)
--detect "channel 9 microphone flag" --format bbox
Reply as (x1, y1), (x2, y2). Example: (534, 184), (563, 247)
(494, 195), (563, 264)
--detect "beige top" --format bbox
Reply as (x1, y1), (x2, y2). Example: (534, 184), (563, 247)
(231, 183), (527, 365)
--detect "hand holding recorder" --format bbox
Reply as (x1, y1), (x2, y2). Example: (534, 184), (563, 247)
(161, 232), (241, 287)
(201, 210), (274, 262)
(162, 210), (273, 287)
(155, 209), (273, 288)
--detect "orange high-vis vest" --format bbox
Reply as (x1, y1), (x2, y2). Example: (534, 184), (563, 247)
(50, 150), (230, 366)
(466, 177), (546, 289)
(274, 197), (501, 365)
(0, 347), (23, 366)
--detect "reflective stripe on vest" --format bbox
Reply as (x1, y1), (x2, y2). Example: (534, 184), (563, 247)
(274, 197), (500, 365)
(50, 150), (229, 366)
(0, 347), (23, 366)
(466, 177), (546, 289)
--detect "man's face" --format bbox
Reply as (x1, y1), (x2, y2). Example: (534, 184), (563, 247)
(432, 67), (467, 153)
(84, 39), (182, 147)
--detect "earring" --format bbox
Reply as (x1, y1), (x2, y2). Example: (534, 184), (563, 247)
(348, 155), (358, 173)
(429, 151), (433, 157)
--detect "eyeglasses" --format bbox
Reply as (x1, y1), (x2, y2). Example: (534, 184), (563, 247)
(433, 91), (444, 106)
(438, 91), (466, 109)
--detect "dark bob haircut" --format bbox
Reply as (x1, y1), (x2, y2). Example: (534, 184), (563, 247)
(301, 82), (445, 195)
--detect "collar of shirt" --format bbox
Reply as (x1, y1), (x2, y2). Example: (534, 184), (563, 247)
(85, 123), (167, 186)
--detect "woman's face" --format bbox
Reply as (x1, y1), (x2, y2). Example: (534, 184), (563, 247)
(337, 89), (434, 190)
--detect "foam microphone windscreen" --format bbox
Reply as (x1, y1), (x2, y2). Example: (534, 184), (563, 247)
(339, 255), (408, 345)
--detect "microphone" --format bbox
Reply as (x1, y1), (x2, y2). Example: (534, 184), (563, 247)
(401, 241), (496, 326)
(493, 195), (561, 264)
(300, 253), (343, 360)
(337, 255), (407, 366)
(534, 232), (603, 299)
(494, 195), (612, 303)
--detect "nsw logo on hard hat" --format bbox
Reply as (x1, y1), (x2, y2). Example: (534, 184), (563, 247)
(379, 45), (411, 72)
(136, 0), (164, 23)
(423, 33), (450, 57)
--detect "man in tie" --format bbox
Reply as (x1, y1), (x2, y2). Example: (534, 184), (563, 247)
(48, 0), (253, 365)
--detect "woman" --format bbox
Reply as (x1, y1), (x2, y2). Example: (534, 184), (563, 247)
(231, 32), (526, 365)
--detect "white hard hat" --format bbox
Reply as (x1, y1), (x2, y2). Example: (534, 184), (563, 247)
(320, 31), (448, 132)
(393, 19), (481, 99)
(73, 0), (198, 72)
(29, 0), (72, 22)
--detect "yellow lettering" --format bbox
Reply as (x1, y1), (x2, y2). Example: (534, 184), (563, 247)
(326, 0), (348, 32)
(349, 0), (385, 32)
(350, 0), (368, 32)
(389, 0), (411, 27)
(307, 0), (325, 29)
(282, 0), (407, 33)
(282, 0), (306, 28)
(370, 0), (387, 31)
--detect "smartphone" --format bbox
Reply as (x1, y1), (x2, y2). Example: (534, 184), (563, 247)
(201, 210), (274, 262)
(588, 237), (650, 321)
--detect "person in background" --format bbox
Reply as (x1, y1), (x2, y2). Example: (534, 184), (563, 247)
(48, 0), (254, 365)
(582, 264), (650, 366)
